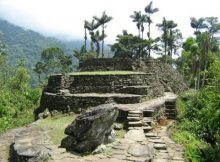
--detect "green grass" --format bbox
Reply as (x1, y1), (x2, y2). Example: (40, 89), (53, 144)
(70, 71), (146, 75)
(38, 115), (77, 145)
(171, 130), (207, 162)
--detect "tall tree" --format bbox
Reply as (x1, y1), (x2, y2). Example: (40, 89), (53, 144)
(144, 1), (159, 56)
(157, 18), (182, 62)
(84, 19), (99, 51)
(190, 17), (207, 37)
(144, 1), (159, 39)
(130, 11), (142, 38)
(93, 11), (113, 57)
(83, 20), (88, 52)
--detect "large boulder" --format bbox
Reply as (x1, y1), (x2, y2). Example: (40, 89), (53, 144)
(61, 104), (119, 153)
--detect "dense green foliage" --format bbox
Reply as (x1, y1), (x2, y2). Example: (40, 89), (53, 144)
(176, 17), (220, 89)
(34, 47), (73, 84)
(172, 58), (220, 162)
(0, 54), (41, 133)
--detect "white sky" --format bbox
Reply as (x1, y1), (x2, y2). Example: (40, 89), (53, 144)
(0, 0), (220, 42)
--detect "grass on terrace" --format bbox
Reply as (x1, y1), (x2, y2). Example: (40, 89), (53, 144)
(70, 71), (146, 75)
(37, 114), (77, 145)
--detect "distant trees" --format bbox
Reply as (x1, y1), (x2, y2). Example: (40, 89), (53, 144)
(157, 18), (182, 62)
(176, 17), (220, 89)
(128, 1), (159, 57)
(130, 11), (142, 38)
(76, 11), (113, 60)
(111, 30), (149, 58)
(144, 1), (159, 40)
(34, 47), (72, 84)
(113, 1), (182, 60)
(93, 11), (113, 57)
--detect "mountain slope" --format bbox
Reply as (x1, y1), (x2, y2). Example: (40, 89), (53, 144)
(0, 19), (83, 86)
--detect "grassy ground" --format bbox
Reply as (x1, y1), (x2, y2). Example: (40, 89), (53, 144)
(70, 71), (146, 75)
(38, 115), (127, 147)
(38, 114), (77, 145)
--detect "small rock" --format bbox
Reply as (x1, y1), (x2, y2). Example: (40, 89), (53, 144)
(92, 144), (106, 154)
(114, 123), (123, 130)
(154, 144), (167, 150)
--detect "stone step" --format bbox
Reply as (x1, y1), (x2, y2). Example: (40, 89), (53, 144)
(143, 126), (153, 132)
(145, 132), (158, 138)
(128, 121), (142, 127)
(148, 139), (165, 144)
(166, 112), (176, 116)
(142, 117), (153, 124)
(143, 109), (154, 117)
(165, 101), (176, 105)
(165, 106), (176, 110)
(154, 143), (167, 150)
(165, 109), (176, 113)
(128, 127), (143, 130)
(127, 116), (142, 121)
(128, 110), (143, 114)
(127, 114), (142, 118)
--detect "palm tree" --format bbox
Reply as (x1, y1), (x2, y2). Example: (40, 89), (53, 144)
(140, 14), (148, 39)
(166, 20), (177, 56)
(93, 11), (113, 57)
(93, 30), (105, 57)
(157, 18), (181, 61)
(145, 1), (159, 39)
(130, 11), (142, 38)
(84, 20), (88, 52)
(84, 20), (99, 51)
(190, 17), (207, 37)
(145, 1), (159, 56)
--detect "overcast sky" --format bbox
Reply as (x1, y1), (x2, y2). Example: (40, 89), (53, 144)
(0, 0), (220, 42)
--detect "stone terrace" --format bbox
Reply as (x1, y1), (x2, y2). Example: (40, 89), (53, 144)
(36, 71), (164, 116)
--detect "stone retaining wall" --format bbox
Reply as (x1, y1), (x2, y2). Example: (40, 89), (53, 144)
(78, 58), (189, 94)
(45, 73), (161, 95)
(79, 58), (134, 71)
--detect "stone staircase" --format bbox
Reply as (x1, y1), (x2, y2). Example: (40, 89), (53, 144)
(165, 100), (177, 119)
(127, 110), (143, 130)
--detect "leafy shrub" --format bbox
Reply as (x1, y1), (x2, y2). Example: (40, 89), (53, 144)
(173, 88), (220, 162)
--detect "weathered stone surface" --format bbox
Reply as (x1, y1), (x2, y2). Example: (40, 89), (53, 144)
(127, 143), (154, 158)
(124, 130), (145, 142)
(61, 104), (119, 153)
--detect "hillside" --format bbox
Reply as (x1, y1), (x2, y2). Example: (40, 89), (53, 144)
(0, 19), (83, 86)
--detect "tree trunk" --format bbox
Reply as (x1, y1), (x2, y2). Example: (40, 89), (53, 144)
(102, 25), (105, 58)
(95, 41), (100, 57)
(148, 23), (151, 57)
(201, 60), (208, 88)
(84, 28), (87, 52)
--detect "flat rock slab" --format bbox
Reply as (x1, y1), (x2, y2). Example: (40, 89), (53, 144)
(52, 158), (84, 162)
(95, 158), (127, 162)
(124, 130), (145, 142)
(154, 144), (167, 150)
(127, 143), (153, 158)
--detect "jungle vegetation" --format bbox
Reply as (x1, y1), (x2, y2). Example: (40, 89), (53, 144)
(0, 1), (220, 161)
